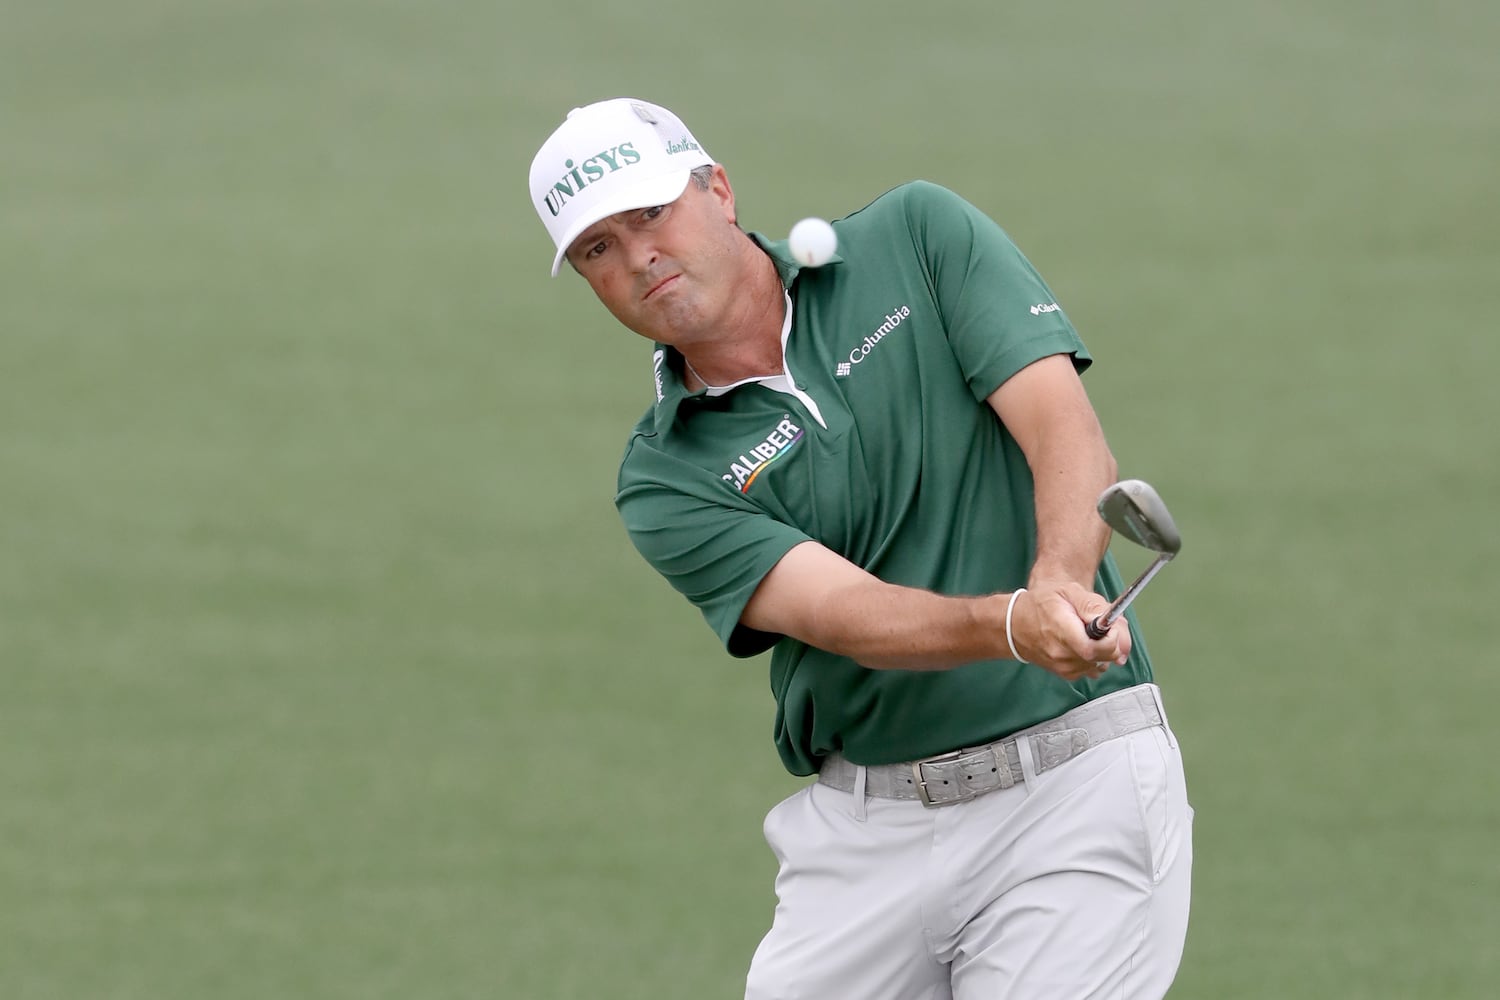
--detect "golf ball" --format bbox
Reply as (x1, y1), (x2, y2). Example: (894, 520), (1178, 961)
(788, 217), (837, 268)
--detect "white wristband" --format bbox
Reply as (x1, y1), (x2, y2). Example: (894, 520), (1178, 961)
(1005, 588), (1027, 662)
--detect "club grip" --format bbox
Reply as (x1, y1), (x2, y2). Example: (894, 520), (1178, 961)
(1085, 615), (1109, 640)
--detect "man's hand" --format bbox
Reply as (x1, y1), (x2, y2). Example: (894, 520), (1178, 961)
(1009, 582), (1130, 681)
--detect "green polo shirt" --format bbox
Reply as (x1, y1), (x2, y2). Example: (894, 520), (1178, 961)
(615, 181), (1152, 777)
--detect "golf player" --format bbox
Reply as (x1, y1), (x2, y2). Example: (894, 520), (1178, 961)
(529, 98), (1194, 999)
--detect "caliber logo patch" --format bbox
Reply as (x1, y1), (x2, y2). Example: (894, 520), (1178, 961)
(721, 416), (804, 492)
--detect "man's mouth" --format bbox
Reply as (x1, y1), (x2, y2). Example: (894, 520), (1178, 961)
(643, 274), (680, 300)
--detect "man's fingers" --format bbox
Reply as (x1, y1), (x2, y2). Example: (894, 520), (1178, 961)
(1106, 615), (1133, 663)
(1069, 591), (1132, 665)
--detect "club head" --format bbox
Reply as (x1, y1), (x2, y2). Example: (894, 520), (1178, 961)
(1097, 479), (1182, 556)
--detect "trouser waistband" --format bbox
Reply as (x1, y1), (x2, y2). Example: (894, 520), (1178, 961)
(817, 684), (1166, 808)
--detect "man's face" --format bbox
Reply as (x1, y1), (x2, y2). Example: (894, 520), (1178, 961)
(565, 165), (743, 348)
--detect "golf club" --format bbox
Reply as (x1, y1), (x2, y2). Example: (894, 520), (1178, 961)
(1085, 479), (1182, 639)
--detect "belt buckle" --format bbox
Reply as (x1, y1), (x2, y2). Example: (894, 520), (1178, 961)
(911, 749), (966, 808)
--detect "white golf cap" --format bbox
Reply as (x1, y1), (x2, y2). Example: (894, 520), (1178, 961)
(529, 98), (715, 276)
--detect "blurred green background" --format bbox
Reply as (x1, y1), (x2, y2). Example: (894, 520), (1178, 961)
(3, 0), (1496, 996)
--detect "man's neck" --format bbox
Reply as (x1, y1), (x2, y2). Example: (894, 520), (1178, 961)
(679, 248), (786, 391)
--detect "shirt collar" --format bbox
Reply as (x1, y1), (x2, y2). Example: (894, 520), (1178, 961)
(750, 229), (845, 289)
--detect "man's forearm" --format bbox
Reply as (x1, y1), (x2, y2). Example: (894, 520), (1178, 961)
(1029, 441), (1117, 588)
(741, 541), (1014, 671)
(987, 355), (1119, 589)
(804, 581), (1012, 672)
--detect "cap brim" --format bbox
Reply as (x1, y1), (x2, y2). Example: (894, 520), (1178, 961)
(549, 168), (695, 276)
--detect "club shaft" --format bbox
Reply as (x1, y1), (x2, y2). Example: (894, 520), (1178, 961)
(1086, 553), (1173, 638)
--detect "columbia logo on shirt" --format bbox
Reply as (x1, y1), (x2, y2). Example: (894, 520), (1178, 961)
(835, 305), (911, 377)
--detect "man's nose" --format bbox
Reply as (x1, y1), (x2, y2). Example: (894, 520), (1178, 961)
(624, 234), (659, 273)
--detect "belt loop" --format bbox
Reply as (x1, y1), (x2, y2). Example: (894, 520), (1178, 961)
(1015, 735), (1039, 793)
(850, 764), (868, 822)
(1147, 683), (1176, 749)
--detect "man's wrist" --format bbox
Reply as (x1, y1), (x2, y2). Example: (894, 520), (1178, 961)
(1028, 561), (1099, 592)
(1004, 589), (1028, 662)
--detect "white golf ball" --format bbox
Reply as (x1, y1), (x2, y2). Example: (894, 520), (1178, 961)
(788, 217), (837, 268)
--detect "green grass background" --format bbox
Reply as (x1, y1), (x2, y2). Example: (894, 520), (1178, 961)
(4, 1), (1497, 996)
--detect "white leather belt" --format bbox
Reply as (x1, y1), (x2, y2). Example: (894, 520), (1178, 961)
(818, 684), (1166, 808)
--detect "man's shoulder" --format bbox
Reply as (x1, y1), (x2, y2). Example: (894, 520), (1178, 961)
(849, 180), (969, 218)
(615, 413), (665, 500)
(615, 392), (697, 491)
(836, 181), (983, 244)
(618, 402), (661, 461)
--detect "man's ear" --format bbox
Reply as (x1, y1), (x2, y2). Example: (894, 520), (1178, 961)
(710, 164), (737, 224)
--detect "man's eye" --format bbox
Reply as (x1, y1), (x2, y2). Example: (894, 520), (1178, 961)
(642, 205), (664, 220)
(586, 240), (608, 259)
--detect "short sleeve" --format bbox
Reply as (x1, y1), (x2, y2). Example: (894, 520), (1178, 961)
(615, 438), (811, 657)
(904, 182), (1092, 400)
